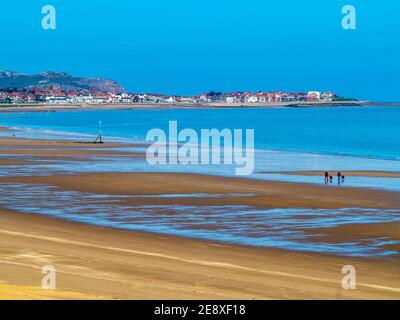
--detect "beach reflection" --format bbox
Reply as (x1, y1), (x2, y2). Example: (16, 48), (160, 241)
(1, 182), (399, 257)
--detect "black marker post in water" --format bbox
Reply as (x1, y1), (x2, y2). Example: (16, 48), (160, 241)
(94, 120), (103, 144)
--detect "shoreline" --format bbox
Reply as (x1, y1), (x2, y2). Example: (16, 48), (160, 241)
(1, 124), (400, 191)
(0, 100), (390, 113)
(0, 127), (399, 194)
(2, 122), (400, 163)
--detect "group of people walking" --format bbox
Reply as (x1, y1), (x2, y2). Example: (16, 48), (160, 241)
(324, 171), (345, 185)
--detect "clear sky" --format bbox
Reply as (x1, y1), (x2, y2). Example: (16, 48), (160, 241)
(1, 0), (399, 101)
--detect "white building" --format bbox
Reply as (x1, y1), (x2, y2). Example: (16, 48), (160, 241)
(245, 95), (258, 103)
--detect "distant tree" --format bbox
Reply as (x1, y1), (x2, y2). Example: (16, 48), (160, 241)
(208, 91), (222, 97)
(1, 97), (12, 104)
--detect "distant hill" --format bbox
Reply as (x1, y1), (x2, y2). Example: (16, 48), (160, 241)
(0, 71), (125, 94)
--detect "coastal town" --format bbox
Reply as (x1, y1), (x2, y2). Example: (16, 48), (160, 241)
(0, 88), (338, 106)
(0, 71), (348, 107)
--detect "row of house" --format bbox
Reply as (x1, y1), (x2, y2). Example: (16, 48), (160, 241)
(0, 90), (135, 104)
(0, 89), (336, 105)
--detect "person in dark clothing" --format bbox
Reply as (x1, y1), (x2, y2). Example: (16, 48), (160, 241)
(324, 172), (329, 184)
(342, 175), (345, 183)
(337, 172), (342, 184)
(329, 176), (333, 183)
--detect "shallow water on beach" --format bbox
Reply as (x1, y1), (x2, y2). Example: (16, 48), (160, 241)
(1, 151), (400, 191)
(0, 182), (399, 257)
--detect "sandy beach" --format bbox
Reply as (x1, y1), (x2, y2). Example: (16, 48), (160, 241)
(1, 209), (399, 300)
(0, 133), (399, 300)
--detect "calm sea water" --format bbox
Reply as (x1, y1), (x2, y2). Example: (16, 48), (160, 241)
(1, 106), (400, 160)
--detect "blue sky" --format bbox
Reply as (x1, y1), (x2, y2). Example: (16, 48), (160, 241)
(1, 0), (399, 101)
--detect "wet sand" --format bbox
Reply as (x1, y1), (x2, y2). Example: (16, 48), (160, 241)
(0, 134), (400, 299)
(0, 159), (34, 166)
(3, 172), (399, 210)
(302, 222), (400, 252)
(0, 136), (145, 164)
(0, 135), (140, 148)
